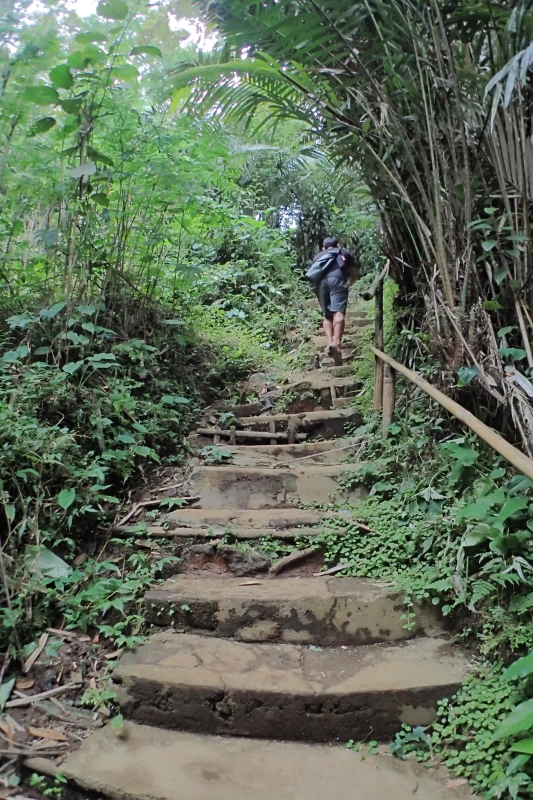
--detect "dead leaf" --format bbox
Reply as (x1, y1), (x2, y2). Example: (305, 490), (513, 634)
(104, 650), (123, 660)
(73, 553), (88, 567)
(238, 580), (263, 586)
(28, 726), (68, 742)
(69, 671), (83, 684)
(445, 779), (469, 789)
(15, 678), (34, 690)
(23, 632), (49, 674)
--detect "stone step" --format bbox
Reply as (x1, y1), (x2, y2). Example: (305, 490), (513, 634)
(114, 632), (470, 743)
(62, 722), (474, 800)
(197, 438), (361, 467)
(162, 507), (336, 529)
(141, 526), (322, 539)
(186, 464), (366, 508)
(235, 408), (361, 438)
(144, 575), (444, 644)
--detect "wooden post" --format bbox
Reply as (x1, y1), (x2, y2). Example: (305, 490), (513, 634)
(373, 281), (384, 410)
(229, 423), (236, 445)
(213, 431), (221, 444)
(287, 419), (296, 445)
(382, 364), (395, 438)
(269, 419), (277, 445)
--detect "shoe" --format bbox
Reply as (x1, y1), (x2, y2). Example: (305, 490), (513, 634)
(327, 344), (343, 365)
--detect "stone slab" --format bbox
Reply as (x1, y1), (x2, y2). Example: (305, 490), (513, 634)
(200, 439), (361, 468)
(236, 407), (362, 438)
(187, 464), (367, 508)
(163, 507), (334, 528)
(115, 632), (470, 742)
(145, 575), (444, 644)
(62, 723), (473, 800)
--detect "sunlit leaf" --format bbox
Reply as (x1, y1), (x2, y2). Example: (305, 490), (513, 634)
(50, 64), (74, 89)
(69, 161), (97, 178)
(130, 45), (162, 58)
(97, 0), (129, 19)
(25, 86), (60, 105)
(28, 116), (56, 137)
(58, 488), (76, 509)
(493, 698), (533, 739)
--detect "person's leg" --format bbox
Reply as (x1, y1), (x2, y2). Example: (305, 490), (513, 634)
(323, 313), (334, 346)
(332, 311), (345, 348)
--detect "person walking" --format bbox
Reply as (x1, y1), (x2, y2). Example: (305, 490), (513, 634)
(309, 236), (358, 365)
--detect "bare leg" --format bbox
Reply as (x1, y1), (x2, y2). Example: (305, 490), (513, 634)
(332, 311), (345, 348)
(322, 316), (334, 347)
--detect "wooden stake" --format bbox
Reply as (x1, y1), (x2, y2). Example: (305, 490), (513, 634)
(287, 419), (296, 445)
(382, 364), (396, 438)
(373, 281), (384, 410)
(269, 419), (276, 446)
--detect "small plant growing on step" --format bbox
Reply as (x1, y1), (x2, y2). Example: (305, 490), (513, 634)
(201, 446), (234, 464)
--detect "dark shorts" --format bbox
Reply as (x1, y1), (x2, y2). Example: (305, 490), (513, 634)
(315, 275), (349, 317)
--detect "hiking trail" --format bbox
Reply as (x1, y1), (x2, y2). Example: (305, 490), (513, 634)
(61, 301), (472, 800)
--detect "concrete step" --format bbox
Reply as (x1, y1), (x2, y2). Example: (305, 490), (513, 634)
(138, 526), (324, 539)
(186, 464), (366, 508)
(235, 408), (362, 438)
(62, 722), (474, 800)
(144, 575), (444, 644)
(199, 438), (362, 468)
(114, 632), (470, 743)
(162, 507), (336, 529)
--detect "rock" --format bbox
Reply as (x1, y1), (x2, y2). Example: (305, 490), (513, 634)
(188, 544), (216, 556)
(217, 545), (270, 576)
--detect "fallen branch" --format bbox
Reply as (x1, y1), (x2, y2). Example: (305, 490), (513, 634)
(268, 546), (317, 576)
(153, 482), (184, 493)
(6, 683), (81, 708)
(22, 632), (49, 674)
(313, 563), (353, 577)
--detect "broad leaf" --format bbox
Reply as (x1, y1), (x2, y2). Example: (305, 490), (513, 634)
(62, 360), (84, 374)
(25, 86), (60, 105)
(87, 147), (114, 166)
(457, 366), (479, 387)
(91, 192), (109, 207)
(25, 545), (72, 579)
(58, 488), (76, 509)
(130, 45), (162, 57)
(0, 678), (15, 711)
(494, 267), (509, 285)
(69, 161), (97, 178)
(28, 116), (56, 137)
(510, 739), (533, 754)
(499, 347), (527, 361)
(482, 239), (498, 251)
(49, 64), (73, 89)
(441, 442), (479, 465)
(75, 31), (108, 44)
(41, 301), (66, 318)
(498, 326), (517, 337)
(109, 65), (139, 81)
(502, 653), (533, 682)
(493, 699), (533, 739)
(97, 0), (129, 19)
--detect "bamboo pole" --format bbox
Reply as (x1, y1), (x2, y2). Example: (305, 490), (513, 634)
(382, 364), (395, 438)
(362, 260), (390, 301)
(373, 281), (384, 410)
(370, 346), (533, 481)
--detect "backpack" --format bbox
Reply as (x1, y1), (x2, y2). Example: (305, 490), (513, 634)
(305, 247), (344, 285)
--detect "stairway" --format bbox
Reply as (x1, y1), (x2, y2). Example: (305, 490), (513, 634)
(62, 303), (472, 799)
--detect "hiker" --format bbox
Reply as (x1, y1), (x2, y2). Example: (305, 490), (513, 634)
(306, 236), (358, 365)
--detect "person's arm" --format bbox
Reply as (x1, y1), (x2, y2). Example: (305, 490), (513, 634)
(347, 265), (359, 286)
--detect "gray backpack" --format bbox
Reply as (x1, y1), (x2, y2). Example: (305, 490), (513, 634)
(305, 247), (343, 285)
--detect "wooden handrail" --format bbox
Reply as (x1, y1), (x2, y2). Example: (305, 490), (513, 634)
(363, 260), (390, 409)
(371, 346), (533, 481)
(362, 260), (390, 302)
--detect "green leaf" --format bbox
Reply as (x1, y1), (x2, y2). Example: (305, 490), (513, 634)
(493, 497), (529, 526)
(161, 319), (186, 325)
(482, 239), (498, 251)
(62, 360), (84, 374)
(502, 653), (533, 682)
(456, 495), (499, 522)
(25, 86), (60, 105)
(160, 395), (190, 405)
(510, 739), (533, 754)
(70, 161), (97, 179)
(499, 347), (527, 361)
(49, 64), (73, 89)
(97, 0), (129, 19)
(60, 98), (83, 114)
(75, 31), (108, 44)
(0, 678), (15, 711)
(493, 698), (533, 739)
(41, 300), (66, 318)
(484, 300), (503, 311)
(109, 65), (139, 81)
(87, 147), (114, 166)
(89, 352), (116, 361)
(58, 488), (76, 509)
(28, 116), (56, 137)
(457, 366), (479, 387)
(498, 326), (517, 337)
(494, 267), (509, 285)
(133, 445), (150, 457)
(130, 45), (162, 58)
(91, 192), (109, 207)
(25, 545), (72, 579)
(441, 442), (479, 465)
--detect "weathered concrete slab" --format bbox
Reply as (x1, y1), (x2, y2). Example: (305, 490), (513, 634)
(115, 633), (470, 742)
(145, 575), (444, 644)
(200, 438), (361, 468)
(62, 723), (473, 800)
(187, 464), (367, 508)
(163, 507), (334, 528)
